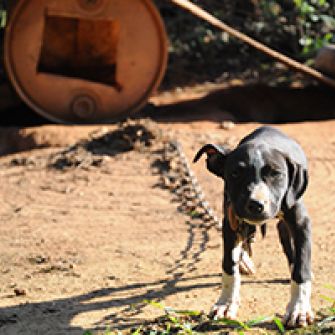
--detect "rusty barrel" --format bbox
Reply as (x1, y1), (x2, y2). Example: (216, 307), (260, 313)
(4, 0), (168, 123)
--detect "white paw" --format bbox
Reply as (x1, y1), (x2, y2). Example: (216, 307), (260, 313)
(283, 280), (314, 327)
(210, 273), (240, 320)
(211, 300), (239, 319)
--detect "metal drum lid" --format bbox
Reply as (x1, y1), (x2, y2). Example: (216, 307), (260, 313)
(5, 0), (168, 123)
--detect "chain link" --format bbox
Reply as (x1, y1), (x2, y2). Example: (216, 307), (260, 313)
(156, 140), (221, 230)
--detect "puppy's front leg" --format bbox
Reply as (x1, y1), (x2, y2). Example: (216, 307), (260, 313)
(211, 217), (241, 319)
(283, 201), (314, 327)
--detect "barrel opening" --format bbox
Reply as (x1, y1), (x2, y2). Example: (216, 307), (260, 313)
(37, 13), (121, 89)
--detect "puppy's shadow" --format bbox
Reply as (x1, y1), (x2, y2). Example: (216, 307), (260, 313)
(0, 274), (222, 334)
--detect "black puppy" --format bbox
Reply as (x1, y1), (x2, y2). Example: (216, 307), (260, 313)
(194, 126), (313, 327)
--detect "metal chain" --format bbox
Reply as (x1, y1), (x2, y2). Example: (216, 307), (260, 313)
(156, 140), (221, 230)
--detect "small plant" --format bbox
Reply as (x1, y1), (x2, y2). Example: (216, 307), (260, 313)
(317, 284), (335, 328)
(293, 0), (335, 56)
(142, 299), (284, 334)
(85, 286), (335, 335)
(273, 316), (285, 334)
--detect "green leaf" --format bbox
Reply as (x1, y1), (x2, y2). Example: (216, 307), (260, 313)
(324, 32), (333, 42)
(143, 299), (165, 310)
(294, 0), (302, 8)
(189, 210), (201, 218)
(273, 316), (285, 334)
(214, 317), (249, 330)
(131, 326), (143, 335)
(167, 315), (179, 324)
(299, 36), (313, 46)
(174, 309), (202, 316)
(324, 284), (335, 291)
(181, 322), (193, 332)
(301, 2), (315, 15)
(320, 295), (335, 304)
(245, 315), (273, 327)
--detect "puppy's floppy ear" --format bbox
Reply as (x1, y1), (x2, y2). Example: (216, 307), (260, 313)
(193, 144), (229, 178)
(283, 158), (308, 209)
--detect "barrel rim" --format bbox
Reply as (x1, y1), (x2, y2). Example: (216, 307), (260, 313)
(4, 0), (168, 124)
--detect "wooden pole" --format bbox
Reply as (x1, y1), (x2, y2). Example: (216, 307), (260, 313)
(170, 0), (335, 89)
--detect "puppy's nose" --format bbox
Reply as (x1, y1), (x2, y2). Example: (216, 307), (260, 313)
(247, 199), (264, 215)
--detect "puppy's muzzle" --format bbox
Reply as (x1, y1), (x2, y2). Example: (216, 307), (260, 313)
(246, 199), (264, 215)
(244, 182), (271, 223)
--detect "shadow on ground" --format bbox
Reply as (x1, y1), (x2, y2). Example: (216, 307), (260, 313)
(0, 273), (293, 334)
(146, 84), (335, 124)
(1, 84), (334, 126)
(0, 273), (221, 334)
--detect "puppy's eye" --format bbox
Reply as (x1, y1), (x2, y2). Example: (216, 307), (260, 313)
(231, 163), (246, 179)
(231, 171), (240, 178)
(262, 165), (281, 178)
(231, 168), (243, 179)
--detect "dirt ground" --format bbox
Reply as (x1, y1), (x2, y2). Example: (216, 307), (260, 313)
(0, 87), (335, 334)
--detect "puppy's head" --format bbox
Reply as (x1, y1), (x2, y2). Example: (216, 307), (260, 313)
(194, 143), (308, 224)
